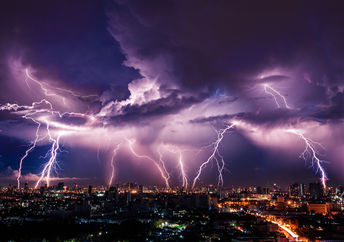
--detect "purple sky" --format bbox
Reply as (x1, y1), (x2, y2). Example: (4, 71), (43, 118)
(0, 0), (344, 188)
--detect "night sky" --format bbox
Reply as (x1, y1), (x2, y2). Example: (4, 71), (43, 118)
(0, 0), (344, 189)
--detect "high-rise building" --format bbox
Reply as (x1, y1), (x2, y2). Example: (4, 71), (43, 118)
(263, 187), (270, 194)
(40, 184), (47, 195)
(257, 186), (263, 194)
(88, 185), (93, 195)
(138, 185), (144, 193)
(309, 182), (323, 200)
(57, 182), (64, 191)
(107, 186), (118, 200)
(73, 183), (78, 191)
(127, 190), (132, 204)
(24, 182), (29, 191)
(336, 185), (344, 195)
(300, 183), (305, 197)
(289, 183), (305, 197)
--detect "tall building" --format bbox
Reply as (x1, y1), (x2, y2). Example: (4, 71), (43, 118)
(263, 187), (270, 194)
(273, 183), (281, 193)
(309, 182), (323, 200)
(138, 185), (144, 193)
(107, 186), (118, 201)
(40, 185), (47, 195)
(57, 182), (64, 191)
(336, 185), (344, 195)
(257, 187), (263, 194)
(289, 183), (305, 197)
(73, 183), (78, 191)
(88, 185), (93, 195)
(24, 182), (29, 191)
(300, 183), (305, 197)
(127, 190), (132, 204)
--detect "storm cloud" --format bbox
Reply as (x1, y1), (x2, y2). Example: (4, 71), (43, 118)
(0, 1), (344, 188)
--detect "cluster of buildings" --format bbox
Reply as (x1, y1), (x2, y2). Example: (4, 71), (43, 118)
(218, 182), (344, 240)
(0, 181), (343, 240)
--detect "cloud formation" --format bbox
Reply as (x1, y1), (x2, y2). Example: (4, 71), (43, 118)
(0, 1), (344, 187)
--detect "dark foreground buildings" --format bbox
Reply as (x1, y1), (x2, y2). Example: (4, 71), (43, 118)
(0, 182), (344, 241)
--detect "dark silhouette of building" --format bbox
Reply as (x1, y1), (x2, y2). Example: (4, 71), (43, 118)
(40, 184), (47, 195)
(309, 182), (323, 200)
(336, 185), (344, 195)
(139, 185), (144, 193)
(24, 182), (29, 191)
(127, 190), (132, 204)
(57, 182), (64, 191)
(107, 186), (118, 202)
(257, 186), (263, 194)
(289, 183), (305, 197)
(88, 185), (93, 195)
(73, 183), (78, 191)
(263, 187), (270, 194)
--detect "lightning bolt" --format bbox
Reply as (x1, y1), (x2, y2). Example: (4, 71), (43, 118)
(175, 150), (188, 189)
(157, 148), (171, 187)
(1, 100), (53, 188)
(108, 143), (121, 188)
(1, 68), (128, 189)
(192, 124), (235, 189)
(0, 98), (97, 188)
(161, 145), (188, 189)
(25, 69), (58, 99)
(286, 129), (327, 188)
(2, 65), (329, 191)
(214, 149), (225, 187)
(262, 84), (327, 188)
(25, 68), (98, 102)
(35, 120), (62, 188)
(16, 120), (41, 189)
(127, 139), (170, 189)
(263, 84), (290, 109)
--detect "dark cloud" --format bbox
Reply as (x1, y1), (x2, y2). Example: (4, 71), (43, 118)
(110, 0), (344, 92)
(316, 90), (344, 120)
(111, 90), (208, 123)
(190, 108), (328, 130)
(0, 1), (344, 187)
(0, 0), (140, 101)
(0, 111), (23, 121)
(190, 114), (236, 124)
(100, 84), (131, 104)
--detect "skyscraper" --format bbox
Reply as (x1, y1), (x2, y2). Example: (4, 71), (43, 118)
(289, 183), (305, 197)
(309, 182), (323, 200)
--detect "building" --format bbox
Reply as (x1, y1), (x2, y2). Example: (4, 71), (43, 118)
(309, 182), (323, 200)
(88, 185), (93, 195)
(289, 183), (305, 197)
(277, 196), (285, 203)
(57, 182), (64, 191)
(138, 185), (144, 193)
(307, 203), (328, 215)
(208, 195), (218, 209)
(262, 187), (270, 194)
(336, 185), (344, 195)
(24, 182), (29, 191)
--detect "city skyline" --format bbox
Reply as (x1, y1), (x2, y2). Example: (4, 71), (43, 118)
(1, 178), (343, 240)
(1, 1), (344, 189)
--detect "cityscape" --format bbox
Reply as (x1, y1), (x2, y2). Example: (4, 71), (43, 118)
(1, 0), (344, 240)
(1, 182), (344, 240)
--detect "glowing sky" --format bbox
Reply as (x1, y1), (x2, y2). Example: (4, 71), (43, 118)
(0, 0), (344, 188)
